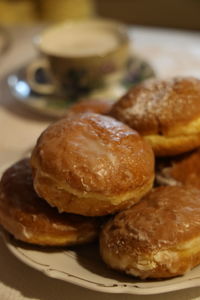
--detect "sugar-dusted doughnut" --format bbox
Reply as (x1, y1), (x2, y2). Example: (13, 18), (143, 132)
(31, 113), (154, 216)
(100, 186), (200, 279)
(0, 159), (101, 246)
(110, 77), (200, 156)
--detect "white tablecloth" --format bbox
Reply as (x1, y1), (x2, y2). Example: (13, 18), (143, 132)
(1, 25), (200, 300)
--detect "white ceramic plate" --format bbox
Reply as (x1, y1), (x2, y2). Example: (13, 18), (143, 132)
(1, 164), (200, 295)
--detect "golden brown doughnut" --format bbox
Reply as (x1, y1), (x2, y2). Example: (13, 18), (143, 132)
(64, 99), (114, 117)
(0, 159), (101, 246)
(31, 113), (154, 216)
(156, 149), (200, 188)
(110, 77), (200, 156)
(100, 186), (200, 279)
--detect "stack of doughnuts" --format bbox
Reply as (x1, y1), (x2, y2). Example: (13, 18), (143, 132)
(2, 76), (200, 281)
(99, 76), (200, 279)
(0, 97), (118, 246)
(0, 111), (154, 247)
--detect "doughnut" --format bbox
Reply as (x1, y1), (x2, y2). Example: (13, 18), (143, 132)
(100, 186), (200, 279)
(110, 77), (200, 156)
(156, 149), (200, 188)
(64, 99), (114, 117)
(31, 113), (154, 216)
(0, 159), (101, 246)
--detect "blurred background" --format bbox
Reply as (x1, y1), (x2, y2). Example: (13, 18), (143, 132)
(0, 0), (199, 30)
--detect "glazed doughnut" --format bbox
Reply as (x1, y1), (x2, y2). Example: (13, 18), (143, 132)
(0, 159), (101, 246)
(31, 113), (154, 216)
(64, 99), (114, 117)
(100, 186), (200, 279)
(156, 149), (200, 188)
(110, 77), (200, 156)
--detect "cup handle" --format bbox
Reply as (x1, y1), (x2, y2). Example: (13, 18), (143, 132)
(26, 58), (56, 95)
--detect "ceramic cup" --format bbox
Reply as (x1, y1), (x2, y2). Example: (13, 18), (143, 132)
(26, 18), (130, 99)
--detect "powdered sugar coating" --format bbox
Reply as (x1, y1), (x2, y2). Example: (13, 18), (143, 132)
(100, 186), (200, 278)
(101, 186), (200, 254)
(110, 77), (200, 135)
(31, 113), (154, 196)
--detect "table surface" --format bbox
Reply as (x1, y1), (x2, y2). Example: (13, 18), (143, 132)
(1, 25), (200, 300)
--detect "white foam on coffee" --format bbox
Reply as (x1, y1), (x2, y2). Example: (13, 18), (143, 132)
(40, 21), (121, 57)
